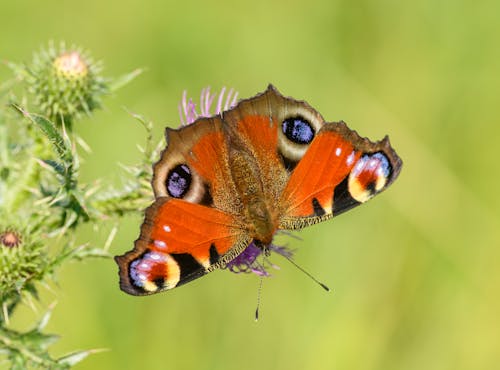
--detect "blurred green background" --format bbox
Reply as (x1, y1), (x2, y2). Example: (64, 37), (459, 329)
(1, 0), (499, 369)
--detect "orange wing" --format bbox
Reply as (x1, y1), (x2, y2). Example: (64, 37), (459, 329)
(116, 116), (250, 296)
(279, 122), (402, 229)
(222, 86), (402, 231)
(115, 198), (250, 295)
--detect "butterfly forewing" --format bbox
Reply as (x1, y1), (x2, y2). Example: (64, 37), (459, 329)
(279, 121), (402, 230)
(115, 198), (250, 295)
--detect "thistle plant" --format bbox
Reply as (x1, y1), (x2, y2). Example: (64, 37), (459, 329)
(0, 42), (146, 369)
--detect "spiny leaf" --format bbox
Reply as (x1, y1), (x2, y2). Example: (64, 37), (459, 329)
(40, 159), (66, 177)
(108, 68), (144, 92)
(37, 302), (57, 331)
(58, 348), (107, 366)
(13, 106), (73, 164)
(72, 247), (110, 260)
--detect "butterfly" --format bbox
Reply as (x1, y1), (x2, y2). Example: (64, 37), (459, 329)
(115, 85), (402, 295)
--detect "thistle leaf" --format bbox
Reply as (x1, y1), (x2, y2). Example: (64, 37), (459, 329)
(13, 106), (72, 164)
(40, 159), (66, 177)
(58, 348), (107, 366)
(108, 68), (144, 92)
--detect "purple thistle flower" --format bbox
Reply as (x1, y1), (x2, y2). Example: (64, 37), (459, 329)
(226, 240), (295, 277)
(178, 87), (239, 126)
(177, 88), (296, 277)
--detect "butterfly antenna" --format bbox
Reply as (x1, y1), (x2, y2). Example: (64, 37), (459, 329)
(280, 253), (330, 292)
(255, 274), (264, 322)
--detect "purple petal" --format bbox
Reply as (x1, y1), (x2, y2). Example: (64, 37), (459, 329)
(216, 87), (226, 114)
(226, 240), (294, 277)
(178, 87), (239, 126)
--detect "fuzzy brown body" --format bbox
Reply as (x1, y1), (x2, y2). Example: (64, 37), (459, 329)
(228, 147), (277, 245)
(115, 85), (403, 295)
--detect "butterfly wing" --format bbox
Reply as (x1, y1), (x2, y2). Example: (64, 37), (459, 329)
(222, 85), (402, 230)
(221, 85), (327, 215)
(279, 122), (402, 229)
(116, 116), (250, 295)
(115, 198), (250, 295)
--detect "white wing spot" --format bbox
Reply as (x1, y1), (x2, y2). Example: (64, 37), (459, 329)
(335, 147), (342, 156)
(163, 225), (171, 233)
(154, 240), (167, 249)
(347, 151), (356, 166)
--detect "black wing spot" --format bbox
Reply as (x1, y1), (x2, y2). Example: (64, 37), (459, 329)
(365, 181), (376, 194)
(199, 183), (214, 206)
(312, 198), (326, 216)
(332, 176), (361, 216)
(209, 244), (220, 265)
(170, 253), (205, 286)
(152, 277), (165, 289)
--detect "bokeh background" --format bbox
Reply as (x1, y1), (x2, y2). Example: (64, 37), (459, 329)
(1, 0), (499, 369)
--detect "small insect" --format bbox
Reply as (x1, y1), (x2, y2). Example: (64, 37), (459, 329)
(115, 85), (402, 296)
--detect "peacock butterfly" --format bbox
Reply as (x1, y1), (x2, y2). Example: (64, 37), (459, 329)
(115, 85), (402, 295)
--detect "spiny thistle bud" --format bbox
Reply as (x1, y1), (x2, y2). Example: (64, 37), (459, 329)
(25, 42), (108, 126)
(0, 229), (23, 248)
(0, 224), (48, 302)
(53, 51), (89, 79)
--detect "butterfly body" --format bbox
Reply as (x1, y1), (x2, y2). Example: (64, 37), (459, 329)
(228, 150), (276, 245)
(115, 85), (402, 295)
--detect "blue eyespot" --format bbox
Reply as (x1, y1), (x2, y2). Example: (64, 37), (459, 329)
(282, 116), (315, 144)
(167, 164), (191, 198)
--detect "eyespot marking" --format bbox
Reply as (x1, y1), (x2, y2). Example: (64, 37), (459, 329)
(282, 116), (315, 144)
(128, 250), (180, 292)
(166, 164), (192, 198)
(348, 152), (391, 203)
(129, 251), (168, 291)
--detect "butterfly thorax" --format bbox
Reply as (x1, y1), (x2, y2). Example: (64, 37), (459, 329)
(229, 148), (276, 245)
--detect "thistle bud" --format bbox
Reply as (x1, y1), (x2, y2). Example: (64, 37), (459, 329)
(53, 51), (89, 79)
(0, 229), (22, 248)
(0, 225), (47, 301)
(25, 42), (108, 126)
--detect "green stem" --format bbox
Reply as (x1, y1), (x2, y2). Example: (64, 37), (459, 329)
(0, 119), (9, 207)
